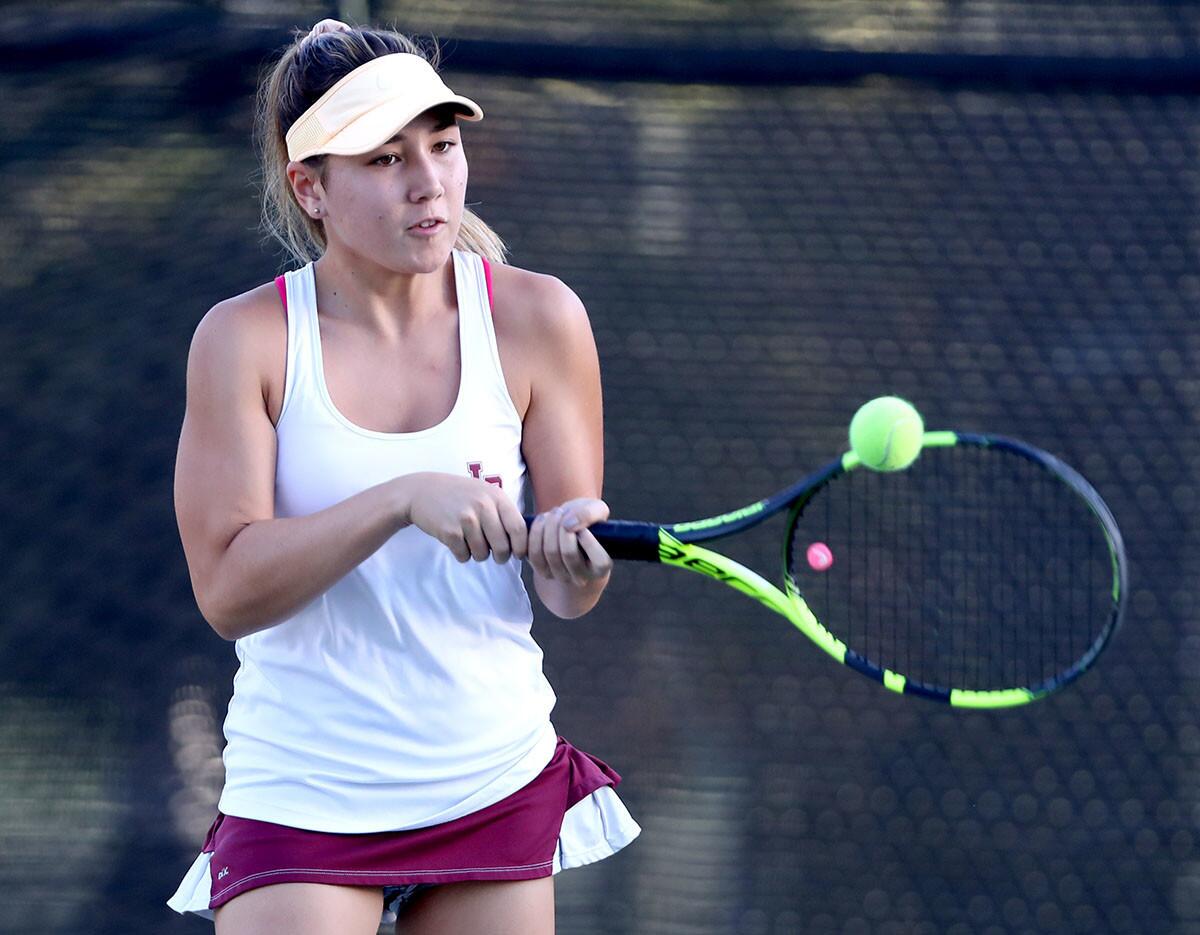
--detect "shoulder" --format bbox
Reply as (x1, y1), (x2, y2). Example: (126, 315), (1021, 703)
(193, 281), (285, 349)
(187, 280), (287, 417)
(486, 261), (591, 348)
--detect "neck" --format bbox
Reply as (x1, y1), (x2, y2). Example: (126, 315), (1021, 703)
(312, 248), (456, 335)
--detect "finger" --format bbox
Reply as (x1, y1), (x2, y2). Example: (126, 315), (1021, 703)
(526, 513), (549, 577)
(534, 509), (564, 580)
(558, 522), (592, 585)
(496, 498), (528, 560)
(575, 529), (613, 577)
(478, 503), (512, 563)
(460, 513), (491, 562)
(442, 531), (471, 563)
(543, 511), (574, 582)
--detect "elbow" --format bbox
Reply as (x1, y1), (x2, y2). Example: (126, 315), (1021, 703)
(205, 614), (249, 642)
(195, 587), (268, 642)
(185, 526), (279, 640)
(196, 596), (243, 641)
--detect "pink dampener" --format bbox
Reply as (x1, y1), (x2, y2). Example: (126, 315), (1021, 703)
(806, 542), (834, 572)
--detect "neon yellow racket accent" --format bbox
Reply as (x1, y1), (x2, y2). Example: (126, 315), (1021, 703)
(883, 670), (907, 693)
(673, 501), (767, 534)
(657, 530), (848, 663)
(949, 688), (1037, 709)
(922, 430), (958, 448)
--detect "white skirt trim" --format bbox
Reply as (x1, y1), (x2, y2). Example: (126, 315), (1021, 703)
(554, 785), (641, 871)
(166, 849), (217, 920)
(166, 786), (640, 922)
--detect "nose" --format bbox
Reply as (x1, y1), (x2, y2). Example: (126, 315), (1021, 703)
(407, 151), (444, 203)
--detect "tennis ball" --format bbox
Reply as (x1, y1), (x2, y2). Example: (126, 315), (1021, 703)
(849, 396), (925, 471)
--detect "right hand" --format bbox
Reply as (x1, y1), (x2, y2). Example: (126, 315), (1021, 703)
(396, 472), (529, 564)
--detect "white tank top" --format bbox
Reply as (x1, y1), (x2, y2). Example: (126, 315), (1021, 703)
(216, 250), (559, 833)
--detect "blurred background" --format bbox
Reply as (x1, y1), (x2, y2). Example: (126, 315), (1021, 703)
(0, 1), (1195, 932)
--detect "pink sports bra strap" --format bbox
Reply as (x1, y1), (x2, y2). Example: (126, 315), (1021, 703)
(274, 275), (287, 312)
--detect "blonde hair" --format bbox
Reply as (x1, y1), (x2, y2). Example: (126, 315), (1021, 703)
(253, 25), (507, 269)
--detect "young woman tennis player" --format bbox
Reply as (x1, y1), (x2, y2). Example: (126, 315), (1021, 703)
(167, 18), (639, 934)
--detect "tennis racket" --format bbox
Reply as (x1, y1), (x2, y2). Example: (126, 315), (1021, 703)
(580, 430), (1127, 709)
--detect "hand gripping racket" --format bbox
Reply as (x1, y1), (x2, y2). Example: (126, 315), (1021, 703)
(585, 431), (1127, 708)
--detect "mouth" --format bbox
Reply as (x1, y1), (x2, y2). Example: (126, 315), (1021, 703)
(408, 217), (447, 232)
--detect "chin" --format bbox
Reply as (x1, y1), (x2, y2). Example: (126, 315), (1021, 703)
(398, 248), (453, 276)
(357, 240), (451, 277)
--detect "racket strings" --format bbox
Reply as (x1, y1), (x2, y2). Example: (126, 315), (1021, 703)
(787, 443), (1116, 694)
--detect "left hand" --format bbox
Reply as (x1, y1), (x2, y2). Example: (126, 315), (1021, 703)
(527, 497), (613, 585)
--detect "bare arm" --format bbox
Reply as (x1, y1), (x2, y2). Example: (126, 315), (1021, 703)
(517, 276), (612, 619)
(174, 295), (525, 641)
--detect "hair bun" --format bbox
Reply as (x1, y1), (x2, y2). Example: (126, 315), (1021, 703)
(306, 19), (354, 40)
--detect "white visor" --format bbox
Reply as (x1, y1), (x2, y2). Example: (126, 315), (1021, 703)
(285, 53), (482, 162)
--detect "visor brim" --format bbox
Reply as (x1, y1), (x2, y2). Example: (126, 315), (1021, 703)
(291, 95), (483, 162)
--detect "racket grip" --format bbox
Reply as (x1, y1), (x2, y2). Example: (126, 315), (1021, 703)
(522, 517), (662, 562)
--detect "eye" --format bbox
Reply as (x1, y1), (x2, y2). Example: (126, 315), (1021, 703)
(374, 153), (400, 166)
(433, 140), (457, 154)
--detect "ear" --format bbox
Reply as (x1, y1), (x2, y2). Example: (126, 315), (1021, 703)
(286, 160), (327, 219)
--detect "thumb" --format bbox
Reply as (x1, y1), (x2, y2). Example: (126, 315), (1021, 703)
(561, 498), (610, 531)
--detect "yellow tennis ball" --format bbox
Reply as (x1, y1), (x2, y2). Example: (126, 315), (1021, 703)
(849, 396), (925, 471)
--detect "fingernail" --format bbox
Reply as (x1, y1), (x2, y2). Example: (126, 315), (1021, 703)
(562, 514), (579, 530)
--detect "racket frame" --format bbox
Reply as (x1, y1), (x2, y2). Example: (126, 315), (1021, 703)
(587, 431), (1128, 709)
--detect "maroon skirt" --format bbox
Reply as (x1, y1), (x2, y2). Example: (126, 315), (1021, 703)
(202, 736), (621, 911)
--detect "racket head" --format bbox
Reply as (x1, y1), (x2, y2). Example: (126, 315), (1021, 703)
(784, 432), (1127, 707)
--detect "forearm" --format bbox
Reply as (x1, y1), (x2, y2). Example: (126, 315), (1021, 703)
(533, 568), (611, 620)
(197, 478), (408, 640)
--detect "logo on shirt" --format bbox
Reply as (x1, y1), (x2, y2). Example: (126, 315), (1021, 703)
(467, 461), (503, 488)
(217, 867), (230, 880)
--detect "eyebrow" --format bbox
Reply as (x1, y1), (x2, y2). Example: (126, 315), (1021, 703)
(382, 118), (458, 146)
